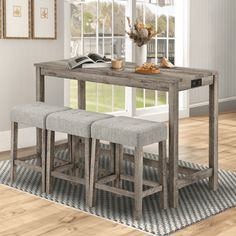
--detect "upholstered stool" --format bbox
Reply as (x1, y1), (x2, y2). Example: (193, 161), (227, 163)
(89, 116), (167, 220)
(10, 102), (71, 192)
(46, 109), (112, 204)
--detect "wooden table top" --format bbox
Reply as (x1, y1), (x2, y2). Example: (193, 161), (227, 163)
(35, 60), (217, 91)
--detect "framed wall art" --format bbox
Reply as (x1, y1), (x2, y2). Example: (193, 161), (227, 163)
(32, 0), (57, 39)
(3, 0), (31, 39)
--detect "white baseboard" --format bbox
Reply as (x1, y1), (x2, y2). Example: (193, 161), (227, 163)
(190, 96), (236, 109)
(0, 127), (67, 152)
(135, 108), (189, 122)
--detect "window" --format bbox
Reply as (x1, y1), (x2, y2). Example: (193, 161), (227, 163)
(70, 0), (126, 112)
(135, 0), (175, 110)
(68, 0), (187, 120)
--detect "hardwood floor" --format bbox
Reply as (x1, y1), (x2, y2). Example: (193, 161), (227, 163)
(0, 186), (146, 236)
(1, 112), (236, 235)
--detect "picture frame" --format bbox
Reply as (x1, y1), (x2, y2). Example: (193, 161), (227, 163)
(3, 0), (31, 39)
(32, 0), (57, 39)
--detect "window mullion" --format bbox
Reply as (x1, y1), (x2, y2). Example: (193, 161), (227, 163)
(155, 2), (158, 105)
(96, 83), (99, 112)
(112, 85), (115, 112)
(96, 0), (99, 54)
(166, 13), (169, 59)
(102, 18), (105, 55)
(111, 0), (114, 58)
(143, 89), (146, 108)
(81, 3), (84, 55)
(125, 0), (136, 117)
(125, 87), (136, 117)
(96, 0), (100, 111)
(155, 90), (158, 106)
(155, 2), (158, 64)
(111, 0), (114, 112)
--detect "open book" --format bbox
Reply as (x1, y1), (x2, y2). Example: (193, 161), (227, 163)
(68, 53), (111, 69)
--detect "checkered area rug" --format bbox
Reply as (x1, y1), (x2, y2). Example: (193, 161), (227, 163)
(0, 146), (236, 236)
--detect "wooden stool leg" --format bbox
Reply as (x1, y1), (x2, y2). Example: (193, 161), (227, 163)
(68, 134), (72, 162)
(74, 137), (80, 177)
(134, 147), (143, 220)
(41, 129), (47, 193)
(159, 141), (167, 209)
(119, 145), (124, 188)
(68, 135), (76, 176)
(10, 122), (18, 184)
(114, 144), (123, 190)
(36, 128), (42, 163)
(115, 144), (121, 189)
(110, 142), (115, 174)
(89, 139), (100, 207)
(78, 137), (84, 167)
(84, 138), (91, 204)
(46, 131), (55, 194)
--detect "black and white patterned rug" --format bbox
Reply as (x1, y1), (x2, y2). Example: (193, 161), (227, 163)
(0, 147), (236, 236)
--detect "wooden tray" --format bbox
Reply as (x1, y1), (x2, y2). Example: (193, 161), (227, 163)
(135, 68), (160, 75)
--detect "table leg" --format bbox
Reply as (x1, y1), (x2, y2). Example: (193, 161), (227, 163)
(77, 81), (86, 162)
(77, 81), (86, 110)
(168, 83), (179, 208)
(209, 74), (219, 191)
(36, 67), (45, 159)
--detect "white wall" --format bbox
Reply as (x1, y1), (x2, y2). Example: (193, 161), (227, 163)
(0, 0), (65, 132)
(189, 0), (236, 106)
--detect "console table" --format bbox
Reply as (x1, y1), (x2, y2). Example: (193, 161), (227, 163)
(35, 60), (218, 208)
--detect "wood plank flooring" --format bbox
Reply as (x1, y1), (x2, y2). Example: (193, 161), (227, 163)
(1, 112), (236, 235)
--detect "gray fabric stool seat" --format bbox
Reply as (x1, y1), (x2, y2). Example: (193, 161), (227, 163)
(89, 116), (168, 220)
(91, 116), (167, 147)
(10, 102), (71, 192)
(11, 102), (71, 129)
(46, 109), (112, 204)
(46, 109), (113, 138)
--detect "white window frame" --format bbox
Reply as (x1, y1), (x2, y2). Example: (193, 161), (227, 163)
(64, 0), (190, 122)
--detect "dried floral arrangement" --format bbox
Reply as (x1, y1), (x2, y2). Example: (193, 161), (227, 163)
(126, 17), (158, 47)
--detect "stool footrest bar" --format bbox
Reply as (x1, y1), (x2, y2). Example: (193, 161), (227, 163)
(142, 185), (162, 198)
(178, 168), (213, 189)
(120, 174), (158, 187)
(54, 163), (73, 172)
(97, 174), (117, 184)
(15, 160), (42, 172)
(51, 171), (85, 185)
(95, 183), (134, 198)
(17, 154), (38, 162)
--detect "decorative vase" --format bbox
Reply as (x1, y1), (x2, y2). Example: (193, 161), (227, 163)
(135, 44), (147, 66)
